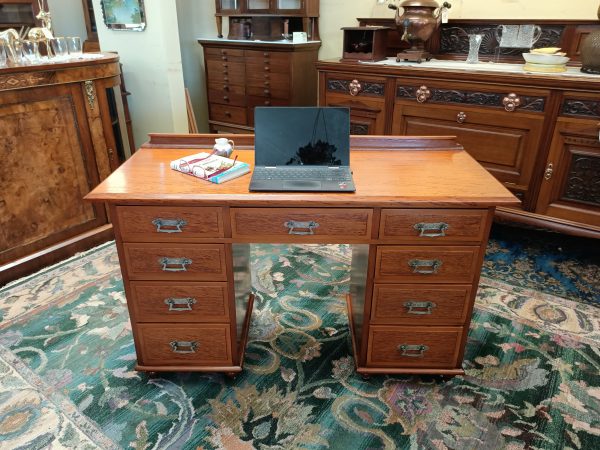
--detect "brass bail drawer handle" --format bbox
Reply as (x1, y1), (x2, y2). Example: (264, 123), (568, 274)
(408, 259), (442, 274)
(349, 79), (362, 96)
(159, 257), (192, 272)
(397, 344), (429, 357)
(164, 297), (197, 311)
(284, 220), (320, 235)
(502, 93), (521, 112)
(403, 301), (437, 315)
(169, 340), (198, 354)
(152, 218), (187, 233)
(413, 222), (449, 237)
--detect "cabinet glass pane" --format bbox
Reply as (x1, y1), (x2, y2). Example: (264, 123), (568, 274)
(0, 4), (35, 24)
(247, 0), (269, 10)
(220, 0), (238, 10)
(278, 0), (301, 9)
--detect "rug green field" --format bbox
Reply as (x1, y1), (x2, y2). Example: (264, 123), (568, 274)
(0, 233), (599, 449)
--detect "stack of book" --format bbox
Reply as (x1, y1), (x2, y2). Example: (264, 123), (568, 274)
(170, 152), (250, 184)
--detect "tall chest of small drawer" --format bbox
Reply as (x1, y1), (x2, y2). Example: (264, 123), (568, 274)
(112, 205), (237, 371)
(363, 208), (492, 374)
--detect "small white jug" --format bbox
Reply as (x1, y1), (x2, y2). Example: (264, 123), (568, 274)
(213, 138), (234, 158)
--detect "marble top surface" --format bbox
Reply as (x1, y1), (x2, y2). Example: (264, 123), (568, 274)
(359, 58), (599, 80)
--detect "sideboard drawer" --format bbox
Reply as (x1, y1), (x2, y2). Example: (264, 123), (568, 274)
(375, 245), (480, 283)
(206, 60), (245, 85)
(367, 325), (462, 368)
(205, 47), (244, 59)
(371, 284), (472, 325)
(129, 281), (230, 323)
(231, 208), (373, 240)
(137, 323), (232, 366)
(208, 84), (247, 107)
(209, 104), (247, 125)
(116, 206), (225, 241)
(123, 243), (227, 281)
(379, 209), (489, 242)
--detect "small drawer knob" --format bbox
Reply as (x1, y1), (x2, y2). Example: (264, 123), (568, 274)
(264, 100), (271, 105)
(456, 111), (467, 123)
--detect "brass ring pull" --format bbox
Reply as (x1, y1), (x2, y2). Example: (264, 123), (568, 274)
(164, 297), (197, 311)
(503, 93), (521, 112)
(457, 112), (467, 123)
(152, 218), (187, 233)
(169, 341), (198, 354)
(408, 259), (442, 274)
(397, 344), (429, 357)
(416, 85), (431, 103)
(159, 257), (192, 272)
(349, 79), (362, 96)
(284, 220), (320, 235)
(403, 301), (437, 315)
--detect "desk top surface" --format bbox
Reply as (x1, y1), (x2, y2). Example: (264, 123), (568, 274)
(87, 144), (518, 208)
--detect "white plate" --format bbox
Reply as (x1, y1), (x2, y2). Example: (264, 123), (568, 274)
(523, 52), (570, 65)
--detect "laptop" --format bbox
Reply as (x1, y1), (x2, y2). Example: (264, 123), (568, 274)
(249, 107), (356, 192)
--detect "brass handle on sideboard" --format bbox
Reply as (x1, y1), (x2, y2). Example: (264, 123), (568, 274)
(456, 111), (467, 123)
(152, 218), (187, 233)
(397, 344), (429, 357)
(284, 220), (320, 235)
(169, 340), (198, 354)
(544, 162), (554, 181)
(408, 259), (442, 274)
(413, 222), (449, 237)
(416, 85), (431, 103)
(164, 297), (197, 312)
(349, 79), (362, 96)
(503, 93), (521, 112)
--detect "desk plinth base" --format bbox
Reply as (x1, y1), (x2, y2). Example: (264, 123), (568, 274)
(345, 294), (466, 377)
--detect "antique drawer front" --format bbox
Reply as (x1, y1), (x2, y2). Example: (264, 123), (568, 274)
(245, 50), (290, 64)
(247, 97), (289, 126)
(231, 208), (373, 240)
(246, 71), (289, 88)
(367, 325), (462, 368)
(245, 57), (290, 73)
(395, 81), (547, 113)
(206, 60), (245, 85)
(116, 206), (224, 241)
(246, 84), (290, 100)
(123, 243), (227, 281)
(326, 75), (386, 98)
(394, 103), (544, 189)
(371, 284), (472, 325)
(137, 323), (232, 366)
(379, 209), (488, 242)
(374, 245), (480, 283)
(209, 104), (247, 125)
(208, 84), (247, 107)
(205, 47), (244, 59)
(129, 281), (229, 323)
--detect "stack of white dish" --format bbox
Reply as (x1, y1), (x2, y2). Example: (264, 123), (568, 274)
(522, 47), (570, 73)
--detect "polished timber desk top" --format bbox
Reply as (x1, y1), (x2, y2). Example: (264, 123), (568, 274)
(85, 134), (518, 376)
(86, 136), (517, 208)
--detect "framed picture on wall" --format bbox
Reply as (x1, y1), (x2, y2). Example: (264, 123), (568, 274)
(101, 0), (146, 31)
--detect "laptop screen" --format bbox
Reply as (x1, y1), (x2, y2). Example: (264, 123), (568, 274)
(254, 107), (350, 166)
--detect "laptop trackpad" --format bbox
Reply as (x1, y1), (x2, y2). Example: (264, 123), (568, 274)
(283, 180), (322, 189)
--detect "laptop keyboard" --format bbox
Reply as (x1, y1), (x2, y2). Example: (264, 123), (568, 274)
(253, 167), (352, 182)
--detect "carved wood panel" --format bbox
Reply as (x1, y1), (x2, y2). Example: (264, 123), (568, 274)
(562, 152), (600, 206)
(560, 99), (600, 119)
(0, 89), (100, 262)
(327, 79), (386, 97)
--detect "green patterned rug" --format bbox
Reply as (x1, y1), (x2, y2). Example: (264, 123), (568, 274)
(0, 231), (599, 449)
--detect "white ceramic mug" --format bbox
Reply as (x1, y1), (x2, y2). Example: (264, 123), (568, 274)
(213, 137), (234, 157)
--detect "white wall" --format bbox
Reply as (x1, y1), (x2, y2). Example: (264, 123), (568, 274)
(91, 0), (188, 147)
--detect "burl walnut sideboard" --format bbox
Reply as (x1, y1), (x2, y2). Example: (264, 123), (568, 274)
(85, 134), (518, 377)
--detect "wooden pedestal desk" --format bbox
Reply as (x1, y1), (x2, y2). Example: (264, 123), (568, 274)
(85, 134), (518, 376)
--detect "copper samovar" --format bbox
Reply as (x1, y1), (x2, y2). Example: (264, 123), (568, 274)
(389, 0), (451, 63)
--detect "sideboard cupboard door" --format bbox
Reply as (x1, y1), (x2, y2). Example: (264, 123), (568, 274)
(0, 83), (107, 266)
(535, 118), (600, 228)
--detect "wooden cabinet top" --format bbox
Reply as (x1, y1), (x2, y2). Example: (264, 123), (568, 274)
(85, 135), (518, 208)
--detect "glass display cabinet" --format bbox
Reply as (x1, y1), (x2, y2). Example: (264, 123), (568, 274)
(0, 0), (40, 29)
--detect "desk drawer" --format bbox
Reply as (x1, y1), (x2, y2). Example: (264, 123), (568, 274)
(116, 206), (225, 241)
(231, 208), (373, 240)
(379, 209), (489, 243)
(371, 284), (472, 325)
(137, 323), (232, 366)
(367, 325), (462, 368)
(375, 245), (480, 283)
(129, 281), (230, 323)
(123, 243), (227, 281)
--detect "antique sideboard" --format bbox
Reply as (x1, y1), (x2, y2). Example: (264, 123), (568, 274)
(85, 133), (517, 376)
(0, 54), (133, 284)
(317, 20), (600, 238)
